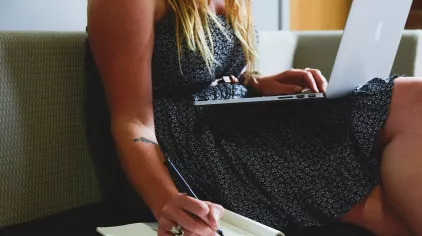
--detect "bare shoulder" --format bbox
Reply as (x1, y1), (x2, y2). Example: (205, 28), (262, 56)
(155, 0), (169, 22)
(88, 0), (168, 23)
(86, 0), (170, 126)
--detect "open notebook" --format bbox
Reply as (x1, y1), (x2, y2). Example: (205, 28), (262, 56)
(97, 209), (285, 236)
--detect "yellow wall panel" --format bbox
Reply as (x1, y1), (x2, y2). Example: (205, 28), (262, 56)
(290, 0), (353, 30)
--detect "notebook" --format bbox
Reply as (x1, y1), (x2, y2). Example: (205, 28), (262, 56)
(96, 209), (285, 236)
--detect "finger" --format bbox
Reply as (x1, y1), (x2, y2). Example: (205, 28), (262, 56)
(159, 217), (199, 236)
(229, 75), (239, 84)
(157, 217), (177, 236)
(301, 70), (319, 93)
(264, 83), (303, 96)
(203, 202), (224, 231)
(162, 204), (213, 235)
(174, 195), (210, 222)
(178, 208), (214, 235)
(305, 68), (327, 93)
(281, 69), (319, 93)
(165, 195), (216, 235)
(157, 229), (173, 236)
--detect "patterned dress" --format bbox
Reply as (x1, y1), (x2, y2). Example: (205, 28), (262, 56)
(84, 14), (396, 231)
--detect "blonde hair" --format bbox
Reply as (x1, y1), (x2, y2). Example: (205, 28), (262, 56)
(166, 0), (258, 75)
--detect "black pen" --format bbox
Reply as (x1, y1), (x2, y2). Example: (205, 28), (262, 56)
(164, 158), (224, 236)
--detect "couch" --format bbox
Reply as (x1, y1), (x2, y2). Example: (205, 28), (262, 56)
(1, 30), (421, 235)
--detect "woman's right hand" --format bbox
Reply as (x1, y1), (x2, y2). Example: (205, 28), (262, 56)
(157, 193), (224, 236)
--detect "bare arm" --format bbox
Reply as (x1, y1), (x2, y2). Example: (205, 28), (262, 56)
(87, 0), (178, 219)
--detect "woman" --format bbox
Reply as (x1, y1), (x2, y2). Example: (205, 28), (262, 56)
(86, 0), (422, 235)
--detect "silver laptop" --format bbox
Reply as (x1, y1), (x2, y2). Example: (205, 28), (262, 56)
(194, 0), (413, 106)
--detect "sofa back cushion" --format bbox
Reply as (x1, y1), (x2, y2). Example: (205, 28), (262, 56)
(0, 32), (100, 227)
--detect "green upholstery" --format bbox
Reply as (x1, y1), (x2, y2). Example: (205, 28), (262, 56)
(292, 30), (422, 78)
(257, 30), (422, 78)
(0, 32), (99, 227)
(1, 30), (421, 227)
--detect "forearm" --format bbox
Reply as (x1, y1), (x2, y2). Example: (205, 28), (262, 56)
(112, 122), (178, 219)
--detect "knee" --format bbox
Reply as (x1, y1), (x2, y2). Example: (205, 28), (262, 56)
(382, 77), (422, 138)
(392, 77), (422, 103)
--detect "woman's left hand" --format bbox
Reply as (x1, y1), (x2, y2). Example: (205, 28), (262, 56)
(249, 68), (328, 96)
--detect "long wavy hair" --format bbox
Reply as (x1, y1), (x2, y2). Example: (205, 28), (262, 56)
(166, 0), (258, 75)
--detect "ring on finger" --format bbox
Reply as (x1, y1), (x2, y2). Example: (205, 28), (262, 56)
(170, 224), (184, 236)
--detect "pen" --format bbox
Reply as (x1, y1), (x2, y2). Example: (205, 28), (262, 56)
(164, 158), (224, 236)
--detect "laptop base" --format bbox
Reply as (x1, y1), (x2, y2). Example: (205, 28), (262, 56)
(194, 93), (326, 106)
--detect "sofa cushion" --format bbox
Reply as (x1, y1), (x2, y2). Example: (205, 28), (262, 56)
(293, 30), (422, 78)
(0, 32), (100, 227)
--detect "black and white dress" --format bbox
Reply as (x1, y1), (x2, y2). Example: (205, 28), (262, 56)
(85, 14), (396, 231)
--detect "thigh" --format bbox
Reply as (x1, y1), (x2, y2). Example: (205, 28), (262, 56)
(339, 185), (409, 236)
(377, 77), (422, 146)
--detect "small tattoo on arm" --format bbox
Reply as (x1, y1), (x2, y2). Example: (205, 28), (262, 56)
(133, 137), (158, 145)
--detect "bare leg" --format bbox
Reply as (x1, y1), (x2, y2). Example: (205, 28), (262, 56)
(340, 77), (422, 235)
(380, 77), (422, 234)
(381, 134), (422, 235)
(339, 185), (410, 236)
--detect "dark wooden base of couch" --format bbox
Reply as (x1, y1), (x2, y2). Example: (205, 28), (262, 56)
(2, 203), (374, 236)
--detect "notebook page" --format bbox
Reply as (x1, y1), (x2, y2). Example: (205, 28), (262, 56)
(222, 210), (285, 236)
(97, 222), (255, 236)
(96, 210), (284, 236)
(219, 221), (256, 236)
(96, 223), (157, 236)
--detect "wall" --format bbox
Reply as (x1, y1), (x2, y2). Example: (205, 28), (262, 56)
(0, 0), (87, 31)
(290, 0), (352, 30)
(0, 0), (282, 31)
(251, 0), (281, 31)
(406, 0), (422, 29)
(290, 0), (421, 31)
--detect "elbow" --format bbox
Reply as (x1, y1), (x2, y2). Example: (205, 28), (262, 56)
(109, 115), (156, 143)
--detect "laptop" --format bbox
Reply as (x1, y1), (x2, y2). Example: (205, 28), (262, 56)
(194, 0), (413, 106)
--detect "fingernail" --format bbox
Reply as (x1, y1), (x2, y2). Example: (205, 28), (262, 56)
(295, 87), (303, 93)
(213, 212), (221, 230)
(214, 212), (221, 221)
